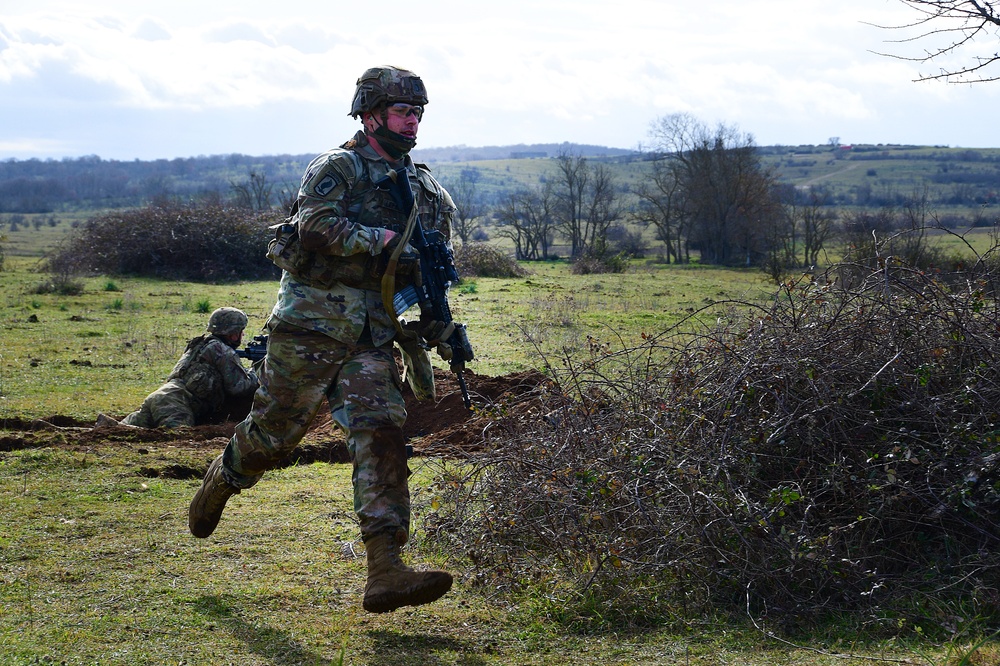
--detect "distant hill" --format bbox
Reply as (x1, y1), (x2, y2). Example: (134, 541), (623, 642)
(1, 142), (998, 217)
(0, 143), (639, 214)
(412, 142), (638, 163)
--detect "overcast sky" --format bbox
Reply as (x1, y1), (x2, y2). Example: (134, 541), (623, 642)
(2, 0), (999, 161)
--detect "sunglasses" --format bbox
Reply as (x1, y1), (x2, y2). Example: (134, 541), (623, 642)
(386, 103), (424, 120)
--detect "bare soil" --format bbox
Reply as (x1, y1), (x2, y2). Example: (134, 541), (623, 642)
(0, 367), (551, 478)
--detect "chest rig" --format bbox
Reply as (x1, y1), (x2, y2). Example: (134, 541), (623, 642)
(267, 148), (438, 291)
(167, 336), (225, 411)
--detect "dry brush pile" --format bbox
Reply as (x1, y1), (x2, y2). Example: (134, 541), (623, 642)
(48, 202), (282, 282)
(428, 250), (1000, 635)
(454, 241), (528, 279)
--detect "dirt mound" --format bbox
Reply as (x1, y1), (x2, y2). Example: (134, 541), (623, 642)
(0, 368), (552, 464)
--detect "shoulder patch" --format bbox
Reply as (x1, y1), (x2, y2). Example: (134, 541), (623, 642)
(302, 148), (364, 200)
(313, 173), (341, 198)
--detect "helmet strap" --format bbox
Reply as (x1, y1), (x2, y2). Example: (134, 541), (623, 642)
(366, 109), (416, 160)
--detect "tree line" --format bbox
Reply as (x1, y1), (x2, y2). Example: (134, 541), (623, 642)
(0, 144), (626, 215)
(448, 113), (992, 274)
(4, 122), (998, 273)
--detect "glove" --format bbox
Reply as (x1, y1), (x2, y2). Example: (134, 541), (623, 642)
(435, 342), (454, 362)
(401, 318), (455, 361)
(423, 318), (455, 361)
(420, 318), (455, 346)
(383, 230), (419, 272)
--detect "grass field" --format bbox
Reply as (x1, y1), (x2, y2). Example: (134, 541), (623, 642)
(11, 445), (986, 666)
(0, 251), (773, 421)
(3, 224), (1000, 664)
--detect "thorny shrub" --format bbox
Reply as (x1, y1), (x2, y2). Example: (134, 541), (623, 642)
(570, 250), (630, 275)
(47, 202), (282, 282)
(454, 241), (528, 279)
(427, 238), (1000, 635)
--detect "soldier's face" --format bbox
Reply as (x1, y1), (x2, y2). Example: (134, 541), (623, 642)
(370, 104), (420, 139)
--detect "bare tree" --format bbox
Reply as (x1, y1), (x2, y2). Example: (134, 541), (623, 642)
(633, 159), (689, 263)
(648, 113), (784, 267)
(446, 168), (486, 245)
(230, 171), (273, 211)
(552, 152), (623, 258)
(872, 1), (1000, 82)
(797, 188), (838, 268)
(552, 152), (590, 258)
(494, 186), (555, 260)
(580, 163), (625, 257)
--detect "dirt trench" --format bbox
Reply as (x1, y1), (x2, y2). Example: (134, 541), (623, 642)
(0, 368), (551, 476)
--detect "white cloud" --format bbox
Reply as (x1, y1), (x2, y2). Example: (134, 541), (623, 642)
(132, 18), (171, 41)
(1, 0), (999, 160)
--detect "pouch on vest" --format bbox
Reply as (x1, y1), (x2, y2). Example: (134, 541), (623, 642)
(397, 338), (436, 401)
(184, 362), (220, 401)
(267, 219), (376, 289)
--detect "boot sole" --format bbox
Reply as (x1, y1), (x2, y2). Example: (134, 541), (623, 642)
(363, 573), (453, 613)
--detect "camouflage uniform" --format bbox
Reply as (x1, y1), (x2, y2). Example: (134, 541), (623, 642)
(220, 130), (456, 539)
(121, 335), (259, 428)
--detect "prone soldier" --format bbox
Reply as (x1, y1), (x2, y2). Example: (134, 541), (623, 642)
(95, 307), (259, 429)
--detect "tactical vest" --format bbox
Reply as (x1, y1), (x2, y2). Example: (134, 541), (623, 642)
(167, 336), (225, 412)
(267, 147), (442, 290)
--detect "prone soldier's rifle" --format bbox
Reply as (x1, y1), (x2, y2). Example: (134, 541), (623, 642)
(377, 167), (475, 409)
(235, 334), (268, 363)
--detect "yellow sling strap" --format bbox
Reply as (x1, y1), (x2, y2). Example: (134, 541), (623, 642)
(380, 169), (420, 340)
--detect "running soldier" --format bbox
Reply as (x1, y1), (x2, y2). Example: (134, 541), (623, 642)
(189, 66), (458, 613)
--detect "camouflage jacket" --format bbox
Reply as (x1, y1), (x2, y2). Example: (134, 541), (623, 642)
(166, 335), (259, 416)
(269, 130), (457, 347)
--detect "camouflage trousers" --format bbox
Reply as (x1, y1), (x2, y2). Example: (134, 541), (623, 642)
(221, 318), (410, 539)
(121, 380), (195, 428)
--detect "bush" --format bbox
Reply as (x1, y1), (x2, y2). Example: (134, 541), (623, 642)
(30, 275), (85, 296)
(570, 250), (630, 275)
(606, 223), (647, 258)
(46, 202), (282, 282)
(428, 250), (1000, 634)
(454, 242), (528, 278)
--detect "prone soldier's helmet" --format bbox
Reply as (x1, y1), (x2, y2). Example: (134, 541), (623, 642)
(349, 66), (428, 119)
(207, 307), (248, 336)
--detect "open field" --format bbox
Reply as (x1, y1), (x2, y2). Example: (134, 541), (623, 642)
(11, 441), (991, 666)
(4, 227), (1000, 663)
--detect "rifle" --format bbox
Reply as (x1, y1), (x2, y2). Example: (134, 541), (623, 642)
(377, 168), (475, 409)
(236, 334), (268, 363)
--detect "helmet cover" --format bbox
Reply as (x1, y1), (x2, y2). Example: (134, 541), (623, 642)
(349, 66), (428, 118)
(207, 307), (249, 336)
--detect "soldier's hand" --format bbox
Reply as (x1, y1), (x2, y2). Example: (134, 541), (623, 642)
(420, 318), (455, 346)
(435, 342), (454, 362)
(383, 229), (399, 251)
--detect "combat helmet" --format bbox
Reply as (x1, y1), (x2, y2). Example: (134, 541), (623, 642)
(349, 66), (428, 119)
(207, 307), (249, 336)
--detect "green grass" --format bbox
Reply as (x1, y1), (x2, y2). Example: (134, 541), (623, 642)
(3, 226), (1000, 663)
(4, 446), (990, 665)
(0, 253), (769, 420)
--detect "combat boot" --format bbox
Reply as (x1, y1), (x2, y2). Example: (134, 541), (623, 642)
(189, 454), (239, 538)
(94, 413), (120, 428)
(362, 530), (453, 613)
